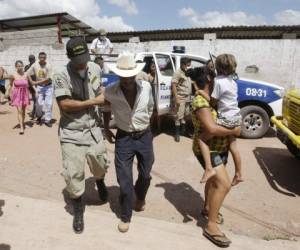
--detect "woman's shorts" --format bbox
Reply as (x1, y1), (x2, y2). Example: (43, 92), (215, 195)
(195, 151), (229, 169)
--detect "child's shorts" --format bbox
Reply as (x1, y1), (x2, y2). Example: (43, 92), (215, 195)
(216, 114), (242, 129)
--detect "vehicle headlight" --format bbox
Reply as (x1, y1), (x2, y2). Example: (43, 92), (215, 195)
(273, 89), (285, 98)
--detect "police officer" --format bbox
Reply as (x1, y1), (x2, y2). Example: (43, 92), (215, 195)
(53, 37), (109, 234)
(90, 29), (113, 57)
(171, 57), (192, 142)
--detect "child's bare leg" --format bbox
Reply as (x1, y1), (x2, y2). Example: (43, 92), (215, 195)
(229, 136), (243, 186)
(199, 133), (216, 183)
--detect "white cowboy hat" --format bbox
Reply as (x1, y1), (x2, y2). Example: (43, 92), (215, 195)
(107, 52), (145, 78)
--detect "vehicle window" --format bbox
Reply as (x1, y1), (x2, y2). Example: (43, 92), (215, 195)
(143, 56), (155, 73)
(155, 54), (174, 76)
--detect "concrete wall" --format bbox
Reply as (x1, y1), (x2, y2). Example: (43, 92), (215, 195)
(0, 28), (68, 74)
(1, 28), (299, 88)
(112, 39), (300, 88)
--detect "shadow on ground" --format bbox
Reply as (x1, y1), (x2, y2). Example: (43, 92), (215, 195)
(156, 182), (207, 227)
(62, 177), (120, 218)
(254, 147), (300, 197)
(0, 110), (11, 115)
(262, 127), (276, 138)
(0, 244), (11, 250)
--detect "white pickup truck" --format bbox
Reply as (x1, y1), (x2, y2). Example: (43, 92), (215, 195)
(102, 51), (284, 139)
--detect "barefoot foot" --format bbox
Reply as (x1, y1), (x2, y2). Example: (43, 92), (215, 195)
(231, 174), (244, 186)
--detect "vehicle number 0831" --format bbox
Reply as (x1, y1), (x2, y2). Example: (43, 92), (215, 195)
(245, 88), (267, 97)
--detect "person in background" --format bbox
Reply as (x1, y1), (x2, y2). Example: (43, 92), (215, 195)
(0, 66), (9, 103)
(171, 57), (192, 142)
(9, 61), (31, 134)
(94, 56), (109, 74)
(206, 59), (215, 72)
(27, 52), (53, 127)
(25, 55), (37, 119)
(91, 29), (113, 57)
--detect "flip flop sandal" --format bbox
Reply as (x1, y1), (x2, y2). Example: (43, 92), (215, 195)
(203, 229), (231, 248)
(201, 210), (224, 225)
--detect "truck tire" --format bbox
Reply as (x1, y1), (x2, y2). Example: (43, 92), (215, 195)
(286, 140), (300, 159)
(240, 105), (270, 139)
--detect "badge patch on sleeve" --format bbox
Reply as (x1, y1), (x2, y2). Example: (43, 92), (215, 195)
(91, 76), (98, 84)
(55, 78), (64, 88)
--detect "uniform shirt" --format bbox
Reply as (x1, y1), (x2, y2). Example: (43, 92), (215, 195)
(53, 61), (103, 146)
(27, 62), (52, 82)
(192, 95), (230, 156)
(172, 68), (191, 97)
(211, 75), (240, 119)
(104, 80), (154, 132)
(91, 37), (113, 55)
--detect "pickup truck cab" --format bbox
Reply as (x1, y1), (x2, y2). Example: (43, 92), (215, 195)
(102, 52), (284, 139)
(271, 88), (300, 159)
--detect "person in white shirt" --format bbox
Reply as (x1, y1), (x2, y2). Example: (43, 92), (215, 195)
(90, 29), (113, 56)
(197, 54), (243, 186)
(101, 52), (154, 233)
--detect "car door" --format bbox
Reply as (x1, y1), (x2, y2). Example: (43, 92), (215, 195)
(153, 53), (175, 115)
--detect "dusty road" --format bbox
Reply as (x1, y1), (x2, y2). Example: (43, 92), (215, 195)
(0, 102), (299, 243)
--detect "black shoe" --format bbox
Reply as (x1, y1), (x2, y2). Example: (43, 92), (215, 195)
(44, 122), (52, 128)
(175, 126), (180, 142)
(36, 117), (43, 125)
(72, 197), (84, 234)
(180, 124), (186, 136)
(96, 179), (108, 202)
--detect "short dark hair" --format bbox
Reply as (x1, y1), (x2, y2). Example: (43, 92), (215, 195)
(39, 52), (47, 57)
(186, 66), (216, 90)
(15, 60), (23, 67)
(180, 57), (191, 66)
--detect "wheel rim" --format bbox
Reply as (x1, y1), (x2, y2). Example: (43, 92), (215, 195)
(243, 113), (264, 133)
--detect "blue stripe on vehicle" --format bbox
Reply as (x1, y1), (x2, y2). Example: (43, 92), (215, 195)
(102, 74), (120, 87)
(236, 79), (281, 104)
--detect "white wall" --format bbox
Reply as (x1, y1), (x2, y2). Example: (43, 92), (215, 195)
(1, 28), (299, 88)
(112, 39), (300, 88)
(0, 28), (68, 74)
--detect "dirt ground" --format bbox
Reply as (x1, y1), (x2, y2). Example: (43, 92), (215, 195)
(0, 101), (299, 243)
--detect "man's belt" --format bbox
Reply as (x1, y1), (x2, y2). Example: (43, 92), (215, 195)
(117, 127), (150, 139)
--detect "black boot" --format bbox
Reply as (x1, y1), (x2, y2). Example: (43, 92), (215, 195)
(96, 179), (108, 202)
(175, 126), (180, 142)
(180, 123), (186, 136)
(72, 196), (84, 234)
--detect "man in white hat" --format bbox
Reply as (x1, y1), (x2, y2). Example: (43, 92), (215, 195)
(91, 29), (113, 56)
(103, 52), (154, 233)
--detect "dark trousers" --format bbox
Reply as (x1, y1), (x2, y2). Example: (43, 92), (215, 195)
(115, 129), (154, 222)
(29, 86), (36, 117)
(0, 85), (6, 95)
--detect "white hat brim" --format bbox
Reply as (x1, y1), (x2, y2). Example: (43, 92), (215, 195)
(107, 63), (145, 77)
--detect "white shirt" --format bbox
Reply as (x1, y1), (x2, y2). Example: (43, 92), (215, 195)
(91, 37), (113, 55)
(104, 80), (154, 132)
(211, 75), (240, 118)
